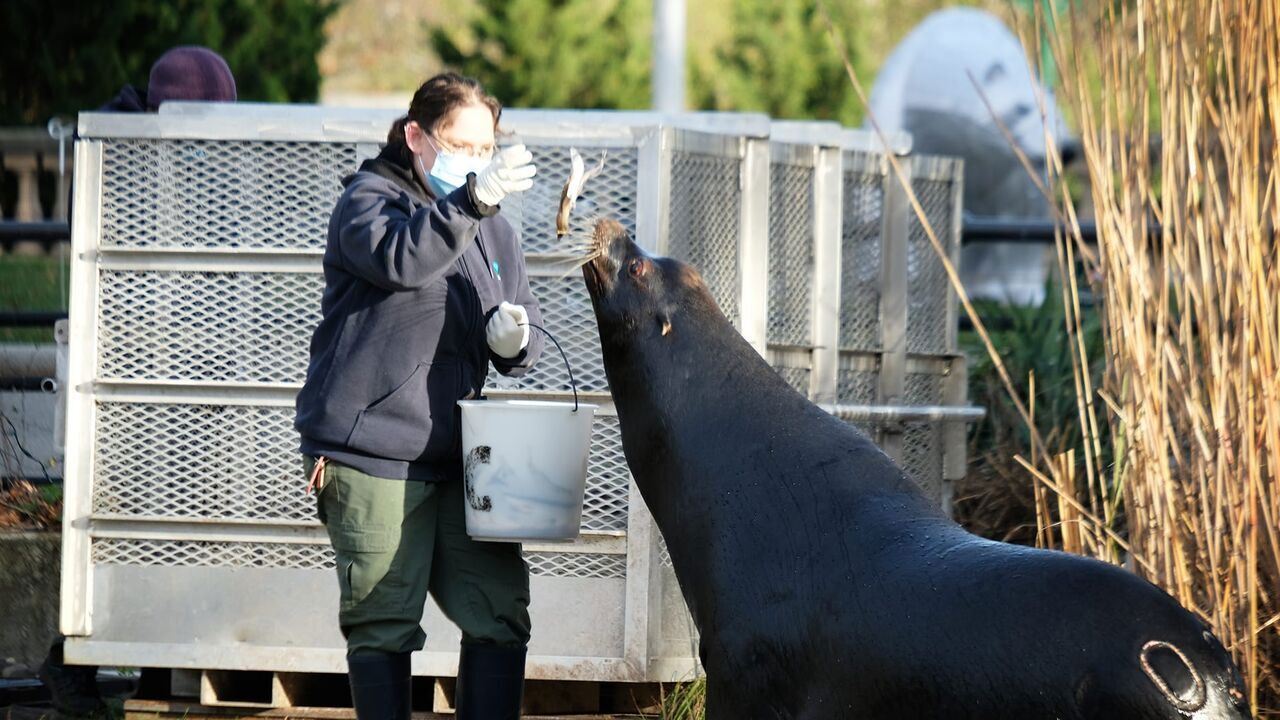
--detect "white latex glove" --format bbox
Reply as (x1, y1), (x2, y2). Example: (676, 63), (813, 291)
(487, 301), (530, 358)
(473, 144), (537, 206)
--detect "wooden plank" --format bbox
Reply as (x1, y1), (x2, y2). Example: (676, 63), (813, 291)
(124, 699), (655, 720)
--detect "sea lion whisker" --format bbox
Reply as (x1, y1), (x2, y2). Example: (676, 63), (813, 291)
(557, 256), (599, 279)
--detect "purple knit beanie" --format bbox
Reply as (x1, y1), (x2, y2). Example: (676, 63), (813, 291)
(146, 46), (237, 110)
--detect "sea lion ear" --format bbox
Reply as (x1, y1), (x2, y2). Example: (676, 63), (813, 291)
(658, 312), (673, 337)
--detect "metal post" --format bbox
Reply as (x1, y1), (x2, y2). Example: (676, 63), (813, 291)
(54, 319), (69, 454)
(940, 356), (970, 518)
(623, 478), (655, 679)
(877, 154), (911, 462)
(49, 117), (76, 222)
(809, 146), (843, 404)
(738, 137), (771, 356)
(946, 161), (964, 353)
(61, 140), (104, 638)
(653, 0), (686, 113)
(637, 127), (671, 256)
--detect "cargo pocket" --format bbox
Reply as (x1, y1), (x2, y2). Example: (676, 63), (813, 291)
(332, 523), (401, 612)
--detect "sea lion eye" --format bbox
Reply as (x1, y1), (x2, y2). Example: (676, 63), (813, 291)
(628, 258), (648, 278)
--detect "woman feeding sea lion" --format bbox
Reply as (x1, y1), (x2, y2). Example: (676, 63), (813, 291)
(295, 72), (544, 720)
(581, 218), (1251, 720)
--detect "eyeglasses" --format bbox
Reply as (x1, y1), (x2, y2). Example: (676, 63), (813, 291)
(429, 134), (495, 160)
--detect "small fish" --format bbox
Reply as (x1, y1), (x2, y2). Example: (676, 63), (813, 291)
(556, 147), (607, 238)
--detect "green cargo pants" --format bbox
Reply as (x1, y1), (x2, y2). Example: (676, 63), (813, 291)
(304, 457), (532, 656)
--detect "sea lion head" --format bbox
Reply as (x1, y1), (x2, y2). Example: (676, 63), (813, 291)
(581, 217), (766, 474)
(582, 218), (724, 355)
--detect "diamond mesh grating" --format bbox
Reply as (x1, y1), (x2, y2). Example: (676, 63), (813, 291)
(92, 538), (334, 569)
(774, 365), (811, 397)
(840, 156), (884, 351)
(837, 368), (879, 405)
(97, 270), (323, 384)
(524, 551), (626, 580)
(91, 539), (632, 577)
(582, 415), (631, 532)
(93, 402), (311, 521)
(904, 370), (945, 406)
(667, 151), (742, 326)
(101, 139), (358, 249)
(768, 162), (815, 346)
(657, 532), (673, 569)
(502, 147), (638, 254)
(907, 172), (957, 355)
(487, 275), (606, 393)
(903, 422), (944, 501)
(82, 133), (962, 590)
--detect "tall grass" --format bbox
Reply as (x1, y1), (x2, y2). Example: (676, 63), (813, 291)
(660, 677), (707, 720)
(1021, 0), (1280, 710)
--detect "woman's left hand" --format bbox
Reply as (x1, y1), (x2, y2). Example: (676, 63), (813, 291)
(487, 301), (530, 358)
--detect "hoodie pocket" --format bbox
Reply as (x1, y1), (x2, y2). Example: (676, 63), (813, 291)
(346, 361), (463, 463)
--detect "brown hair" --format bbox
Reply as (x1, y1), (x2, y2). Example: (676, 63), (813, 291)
(387, 72), (502, 145)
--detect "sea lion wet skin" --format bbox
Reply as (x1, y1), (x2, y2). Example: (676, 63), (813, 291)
(582, 219), (1251, 720)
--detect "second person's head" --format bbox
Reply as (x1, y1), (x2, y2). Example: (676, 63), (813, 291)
(391, 72), (502, 197)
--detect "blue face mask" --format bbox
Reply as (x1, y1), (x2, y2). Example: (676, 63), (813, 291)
(422, 138), (491, 197)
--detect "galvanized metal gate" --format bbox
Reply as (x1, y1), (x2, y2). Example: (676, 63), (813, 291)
(60, 104), (976, 689)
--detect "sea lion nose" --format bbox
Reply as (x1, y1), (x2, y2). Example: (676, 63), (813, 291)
(593, 218), (628, 250)
(591, 218), (631, 273)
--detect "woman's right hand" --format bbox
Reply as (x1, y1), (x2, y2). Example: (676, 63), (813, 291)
(472, 144), (537, 206)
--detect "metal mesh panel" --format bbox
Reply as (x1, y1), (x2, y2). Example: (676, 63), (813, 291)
(902, 370), (947, 501)
(836, 368), (879, 405)
(667, 151), (742, 326)
(97, 270), (323, 384)
(92, 538), (334, 569)
(840, 154), (884, 351)
(582, 415), (630, 532)
(902, 422), (944, 500)
(904, 370), (945, 406)
(502, 147), (638, 254)
(768, 162), (814, 345)
(907, 172), (957, 354)
(657, 532), (673, 569)
(487, 275), (606, 393)
(774, 365), (810, 397)
(523, 552), (626, 580)
(93, 402), (310, 521)
(101, 139), (358, 249)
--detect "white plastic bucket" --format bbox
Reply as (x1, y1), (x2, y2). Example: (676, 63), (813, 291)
(457, 399), (599, 542)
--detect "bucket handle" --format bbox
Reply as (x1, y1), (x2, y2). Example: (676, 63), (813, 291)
(519, 323), (580, 412)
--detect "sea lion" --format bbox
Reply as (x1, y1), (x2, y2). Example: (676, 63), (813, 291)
(582, 218), (1251, 720)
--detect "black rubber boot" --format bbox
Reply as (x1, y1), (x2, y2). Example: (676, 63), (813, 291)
(454, 643), (526, 720)
(38, 635), (107, 718)
(346, 651), (412, 720)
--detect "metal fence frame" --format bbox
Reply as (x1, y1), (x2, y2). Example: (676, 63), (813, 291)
(60, 103), (976, 688)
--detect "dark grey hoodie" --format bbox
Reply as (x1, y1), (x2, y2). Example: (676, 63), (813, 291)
(294, 142), (544, 480)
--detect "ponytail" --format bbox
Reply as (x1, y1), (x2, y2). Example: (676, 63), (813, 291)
(386, 115), (409, 146)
